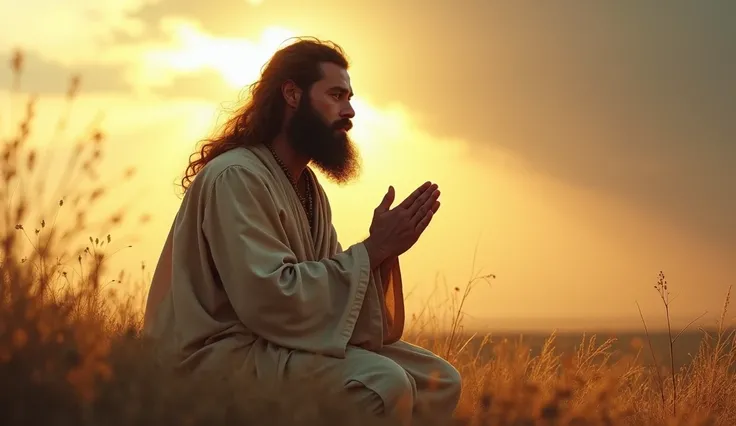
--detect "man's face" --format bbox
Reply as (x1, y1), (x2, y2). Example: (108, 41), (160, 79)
(286, 62), (360, 184)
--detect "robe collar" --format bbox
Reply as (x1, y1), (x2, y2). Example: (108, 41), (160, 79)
(247, 143), (337, 260)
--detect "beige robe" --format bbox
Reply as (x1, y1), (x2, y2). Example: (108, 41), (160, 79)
(143, 143), (461, 425)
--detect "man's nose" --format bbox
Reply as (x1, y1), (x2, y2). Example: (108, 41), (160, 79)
(341, 103), (355, 119)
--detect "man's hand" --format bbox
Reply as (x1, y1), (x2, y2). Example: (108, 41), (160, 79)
(364, 181), (441, 268)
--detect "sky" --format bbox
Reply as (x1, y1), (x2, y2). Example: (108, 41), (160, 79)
(1, 0), (734, 332)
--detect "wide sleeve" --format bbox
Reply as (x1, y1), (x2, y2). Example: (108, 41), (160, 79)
(201, 165), (373, 358)
(332, 238), (405, 347)
(376, 256), (404, 344)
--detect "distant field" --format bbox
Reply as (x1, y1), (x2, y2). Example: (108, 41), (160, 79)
(418, 328), (735, 370)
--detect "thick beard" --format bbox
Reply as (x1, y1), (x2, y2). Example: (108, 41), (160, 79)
(285, 96), (361, 185)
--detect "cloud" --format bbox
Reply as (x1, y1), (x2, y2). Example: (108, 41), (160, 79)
(125, 0), (261, 38)
(99, 0), (736, 248)
(0, 0), (156, 95)
(0, 0), (153, 61)
(0, 50), (133, 95)
(353, 2), (736, 249)
(135, 20), (295, 87)
(3, 0), (733, 250)
(149, 68), (239, 101)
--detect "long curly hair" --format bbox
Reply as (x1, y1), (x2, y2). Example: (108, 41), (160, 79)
(179, 37), (350, 192)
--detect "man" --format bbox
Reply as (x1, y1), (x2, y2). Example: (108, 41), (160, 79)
(143, 37), (461, 425)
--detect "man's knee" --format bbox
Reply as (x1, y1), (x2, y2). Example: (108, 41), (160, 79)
(376, 359), (415, 414)
(428, 355), (462, 400)
(345, 358), (414, 417)
(344, 380), (385, 416)
(446, 361), (462, 401)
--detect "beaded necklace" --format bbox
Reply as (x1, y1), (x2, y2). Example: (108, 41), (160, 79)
(266, 144), (314, 226)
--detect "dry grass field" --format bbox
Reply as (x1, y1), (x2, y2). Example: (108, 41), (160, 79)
(2, 51), (735, 426)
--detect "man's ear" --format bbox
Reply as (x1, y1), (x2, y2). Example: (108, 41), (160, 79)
(282, 80), (302, 109)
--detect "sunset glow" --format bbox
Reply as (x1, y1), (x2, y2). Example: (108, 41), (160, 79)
(1, 1), (733, 332)
(142, 24), (297, 88)
(3, 3), (736, 423)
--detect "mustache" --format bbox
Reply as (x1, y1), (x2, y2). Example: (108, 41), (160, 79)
(332, 118), (353, 131)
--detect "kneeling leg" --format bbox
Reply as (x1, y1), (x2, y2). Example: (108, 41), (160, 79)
(284, 345), (416, 425)
(377, 340), (462, 425)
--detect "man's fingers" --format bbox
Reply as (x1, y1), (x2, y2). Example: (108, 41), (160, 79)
(376, 186), (395, 213)
(410, 188), (440, 222)
(415, 209), (434, 234)
(408, 185), (438, 216)
(397, 181), (432, 210)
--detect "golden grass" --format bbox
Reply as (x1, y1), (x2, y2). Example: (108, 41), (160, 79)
(2, 49), (735, 426)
